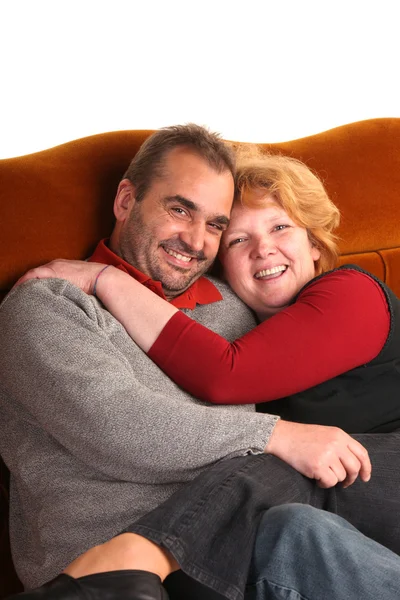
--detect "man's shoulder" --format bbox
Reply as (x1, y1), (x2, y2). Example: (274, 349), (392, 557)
(190, 276), (257, 340)
(0, 278), (99, 330)
(3, 278), (82, 307)
(203, 275), (241, 301)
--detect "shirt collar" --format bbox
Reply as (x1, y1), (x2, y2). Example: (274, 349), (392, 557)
(88, 239), (222, 309)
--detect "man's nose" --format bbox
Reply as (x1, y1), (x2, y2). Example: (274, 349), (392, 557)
(180, 222), (206, 253)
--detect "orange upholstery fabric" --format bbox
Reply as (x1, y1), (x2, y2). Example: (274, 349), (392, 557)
(0, 118), (399, 595)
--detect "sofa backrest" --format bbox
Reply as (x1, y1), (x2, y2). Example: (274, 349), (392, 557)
(0, 130), (151, 303)
(1, 119), (400, 303)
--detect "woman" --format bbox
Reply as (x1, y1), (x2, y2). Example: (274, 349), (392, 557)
(11, 147), (400, 600)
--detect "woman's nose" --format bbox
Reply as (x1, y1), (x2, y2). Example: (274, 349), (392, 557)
(250, 236), (276, 259)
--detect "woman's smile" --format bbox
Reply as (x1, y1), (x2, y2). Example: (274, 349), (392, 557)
(220, 195), (320, 320)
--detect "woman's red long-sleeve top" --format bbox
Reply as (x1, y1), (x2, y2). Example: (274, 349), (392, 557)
(148, 268), (390, 404)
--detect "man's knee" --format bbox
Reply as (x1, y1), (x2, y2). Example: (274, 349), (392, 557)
(257, 504), (317, 540)
(254, 503), (359, 568)
(253, 503), (349, 568)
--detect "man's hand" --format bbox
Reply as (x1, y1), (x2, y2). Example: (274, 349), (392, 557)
(265, 420), (371, 488)
(13, 259), (107, 295)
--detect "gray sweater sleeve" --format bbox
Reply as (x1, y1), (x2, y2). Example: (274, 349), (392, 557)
(0, 279), (278, 483)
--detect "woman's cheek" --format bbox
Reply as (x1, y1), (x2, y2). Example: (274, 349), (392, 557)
(228, 259), (248, 296)
(222, 257), (237, 287)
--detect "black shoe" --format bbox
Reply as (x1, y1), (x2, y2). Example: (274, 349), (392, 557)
(7, 570), (169, 600)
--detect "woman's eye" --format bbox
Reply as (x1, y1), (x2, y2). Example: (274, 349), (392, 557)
(229, 237), (246, 247)
(274, 224), (289, 231)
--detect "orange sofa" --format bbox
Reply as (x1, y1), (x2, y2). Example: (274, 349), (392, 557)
(1, 118), (400, 597)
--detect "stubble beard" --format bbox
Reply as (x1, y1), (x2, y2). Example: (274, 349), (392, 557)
(158, 260), (212, 298)
(118, 213), (212, 299)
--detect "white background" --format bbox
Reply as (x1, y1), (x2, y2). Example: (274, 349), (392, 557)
(1, 0), (399, 158)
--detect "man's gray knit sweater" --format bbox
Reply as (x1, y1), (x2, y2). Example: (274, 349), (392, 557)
(0, 277), (278, 589)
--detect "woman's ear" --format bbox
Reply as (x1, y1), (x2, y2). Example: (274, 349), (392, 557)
(307, 232), (321, 263)
(113, 179), (136, 223)
(311, 244), (321, 262)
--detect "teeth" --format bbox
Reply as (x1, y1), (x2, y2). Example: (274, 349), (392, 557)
(255, 265), (287, 279)
(165, 248), (192, 262)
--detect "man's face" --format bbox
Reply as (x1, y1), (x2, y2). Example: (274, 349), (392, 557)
(112, 148), (234, 299)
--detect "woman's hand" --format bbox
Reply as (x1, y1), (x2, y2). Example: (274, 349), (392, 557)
(13, 259), (108, 295)
(13, 258), (178, 354)
(266, 420), (371, 488)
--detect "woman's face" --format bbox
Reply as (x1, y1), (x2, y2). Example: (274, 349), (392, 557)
(219, 193), (321, 320)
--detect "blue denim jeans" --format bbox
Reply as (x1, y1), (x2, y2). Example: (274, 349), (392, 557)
(246, 504), (400, 600)
(129, 430), (400, 600)
(165, 504), (400, 600)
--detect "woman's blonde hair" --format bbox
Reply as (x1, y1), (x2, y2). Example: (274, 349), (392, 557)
(233, 144), (340, 274)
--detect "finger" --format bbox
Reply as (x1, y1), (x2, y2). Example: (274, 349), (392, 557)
(316, 467), (340, 489)
(329, 457), (347, 484)
(339, 453), (362, 488)
(12, 276), (27, 288)
(12, 270), (39, 288)
(12, 266), (56, 290)
(342, 476), (356, 489)
(348, 440), (372, 482)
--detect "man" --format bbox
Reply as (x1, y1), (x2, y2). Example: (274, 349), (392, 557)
(0, 124), (393, 600)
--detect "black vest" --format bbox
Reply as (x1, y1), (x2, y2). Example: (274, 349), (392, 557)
(257, 265), (400, 434)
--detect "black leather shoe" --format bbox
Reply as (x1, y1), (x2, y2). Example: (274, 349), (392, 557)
(7, 570), (169, 600)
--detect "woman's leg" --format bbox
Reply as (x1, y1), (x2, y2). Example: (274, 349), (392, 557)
(63, 533), (179, 580)
(124, 454), (322, 600)
(7, 534), (177, 600)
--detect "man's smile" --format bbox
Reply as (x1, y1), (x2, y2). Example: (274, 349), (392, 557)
(161, 246), (197, 270)
(164, 248), (193, 263)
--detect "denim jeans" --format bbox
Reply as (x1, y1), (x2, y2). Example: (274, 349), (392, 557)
(246, 504), (400, 600)
(129, 430), (400, 600)
(165, 504), (400, 600)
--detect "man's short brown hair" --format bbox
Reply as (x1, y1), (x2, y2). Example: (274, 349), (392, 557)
(123, 123), (236, 202)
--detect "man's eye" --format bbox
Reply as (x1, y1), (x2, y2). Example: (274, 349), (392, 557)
(171, 207), (188, 216)
(208, 222), (224, 232)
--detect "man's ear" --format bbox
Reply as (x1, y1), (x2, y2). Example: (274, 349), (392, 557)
(113, 179), (136, 223)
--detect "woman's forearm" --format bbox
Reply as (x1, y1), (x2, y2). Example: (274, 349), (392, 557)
(95, 266), (178, 352)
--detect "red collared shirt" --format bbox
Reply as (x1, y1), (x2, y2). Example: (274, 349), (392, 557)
(88, 239), (222, 309)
